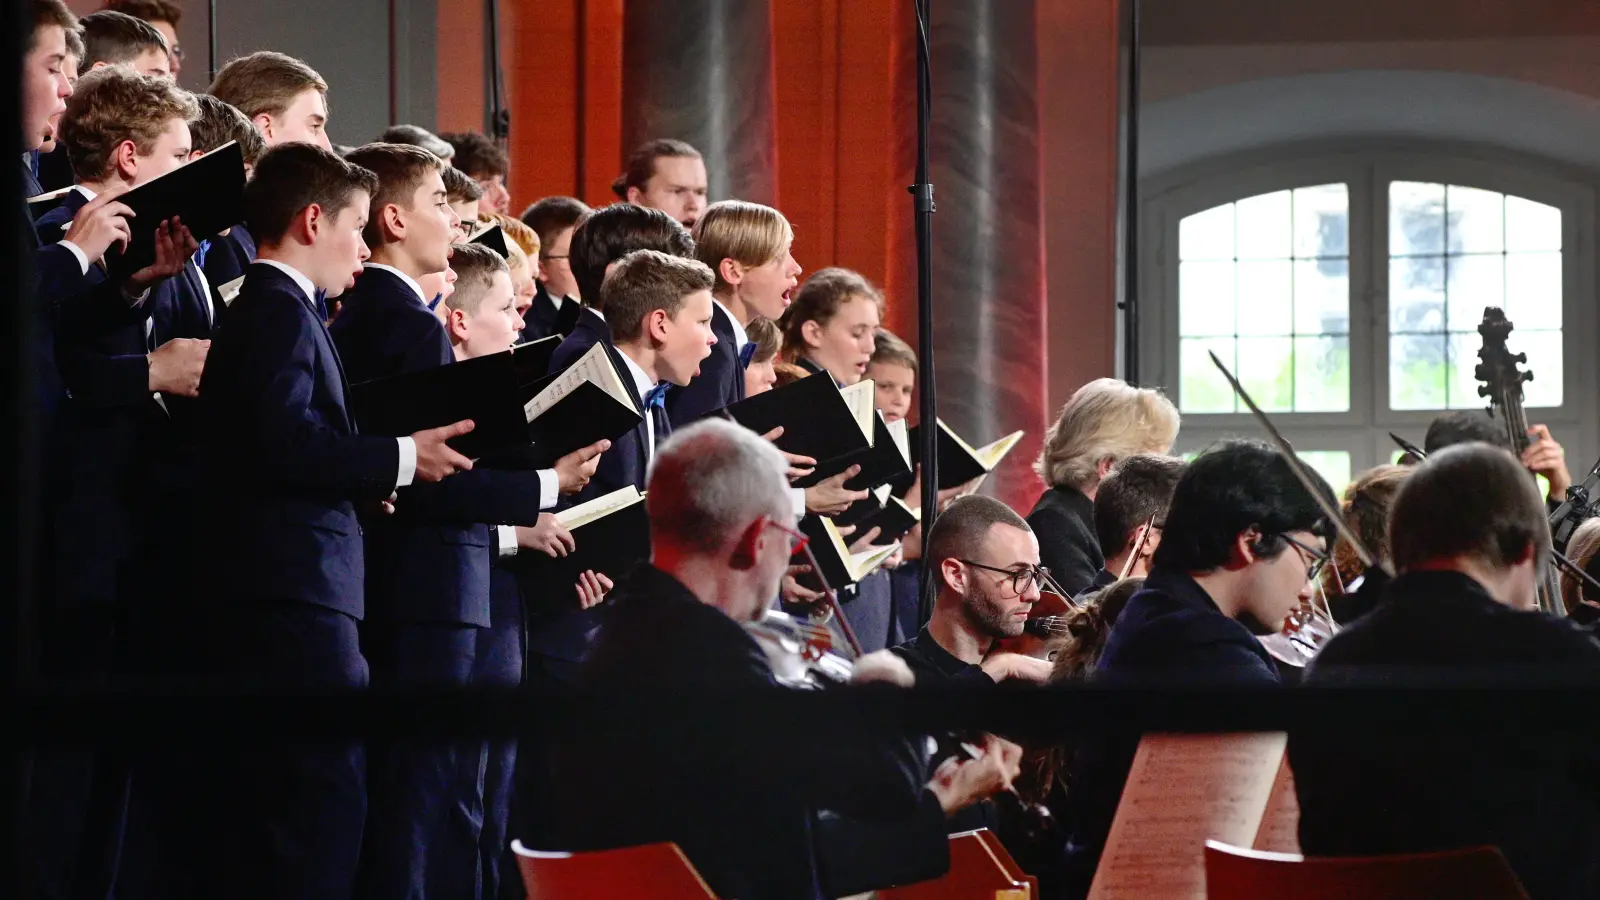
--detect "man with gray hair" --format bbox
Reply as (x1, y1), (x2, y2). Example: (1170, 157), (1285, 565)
(545, 420), (1015, 900)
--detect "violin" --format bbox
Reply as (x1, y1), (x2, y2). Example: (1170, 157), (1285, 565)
(747, 608), (855, 689)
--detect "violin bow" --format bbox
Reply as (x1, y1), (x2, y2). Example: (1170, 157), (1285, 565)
(796, 539), (864, 658)
(1207, 351), (1388, 575)
(1118, 516), (1157, 581)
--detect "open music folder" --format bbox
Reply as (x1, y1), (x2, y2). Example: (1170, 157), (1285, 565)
(467, 222), (510, 258)
(907, 419), (1025, 490)
(798, 513), (901, 589)
(1087, 732), (1299, 900)
(348, 334), (608, 463)
(519, 485), (650, 584)
(836, 485), (920, 545)
(718, 372), (876, 484)
(104, 141), (246, 280)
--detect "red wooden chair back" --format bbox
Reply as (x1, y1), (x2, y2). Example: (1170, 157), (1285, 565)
(510, 839), (717, 900)
(1204, 840), (1530, 900)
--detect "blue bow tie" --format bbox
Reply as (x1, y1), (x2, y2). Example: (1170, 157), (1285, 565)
(738, 341), (758, 369)
(427, 292), (443, 311)
(194, 238), (211, 268)
(643, 382), (670, 410)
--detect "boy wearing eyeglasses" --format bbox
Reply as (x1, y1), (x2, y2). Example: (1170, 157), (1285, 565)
(1056, 438), (1333, 899)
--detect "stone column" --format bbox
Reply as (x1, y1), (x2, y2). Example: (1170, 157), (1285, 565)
(621, 0), (778, 205)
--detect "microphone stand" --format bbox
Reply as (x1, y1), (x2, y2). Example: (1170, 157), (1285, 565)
(207, 0), (219, 83)
(1119, 0), (1142, 382)
(912, 0), (940, 627)
(484, 0), (511, 188)
(1549, 455), (1600, 550)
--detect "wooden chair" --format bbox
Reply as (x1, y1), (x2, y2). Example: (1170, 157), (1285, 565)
(511, 840), (717, 900)
(1204, 840), (1530, 900)
(879, 829), (1037, 899)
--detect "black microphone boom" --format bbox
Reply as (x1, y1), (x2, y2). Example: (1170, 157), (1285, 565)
(912, 0), (940, 628)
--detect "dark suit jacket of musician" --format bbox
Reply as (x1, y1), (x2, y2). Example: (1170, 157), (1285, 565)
(1027, 485), (1104, 598)
(547, 564), (936, 900)
(1290, 570), (1600, 900)
(329, 265), (548, 628)
(197, 262), (400, 617)
(665, 299), (743, 427)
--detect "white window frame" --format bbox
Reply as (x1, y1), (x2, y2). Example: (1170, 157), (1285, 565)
(1139, 144), (1598, 480)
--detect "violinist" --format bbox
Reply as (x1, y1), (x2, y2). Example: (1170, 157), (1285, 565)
(1057, 440), (1333, 899)
(1559, 518), (1600, 620)
(1028, 379), (1180, 597)
(890, 495), (1055, 686)
(1289, 442), (1600, 900)
(1082, 454), (1185, 597)
(545, 420), (1010, 900)
(1318, 463), (1410, 624)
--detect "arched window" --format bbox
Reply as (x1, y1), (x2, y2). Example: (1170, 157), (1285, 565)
(1141, 150), (1597, 492)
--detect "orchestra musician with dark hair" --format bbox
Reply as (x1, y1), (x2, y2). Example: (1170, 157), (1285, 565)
(1083, 453), (1186, 597)
(1290, 442), (1600, 900)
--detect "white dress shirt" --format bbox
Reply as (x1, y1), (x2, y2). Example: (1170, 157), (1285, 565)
(618, 348), (660, 462)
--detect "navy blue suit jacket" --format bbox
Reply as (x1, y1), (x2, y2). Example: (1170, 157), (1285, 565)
(197, 263), (400, 617)
(665, 301), (742, 427)
(201, 223), (256, 292)
(549, 307), (666, 505)
(520, 282), (580, 343)
(329, 266), (548, 627)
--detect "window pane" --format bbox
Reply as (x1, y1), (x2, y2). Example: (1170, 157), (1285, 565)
(1391, 334), (1448, 409)
(1445, 332), (1486, 410)
(1236, 336), (1294, 412)
(1506, 196), (1561, 252)
(1294, 258), (1349, 335)
(1509, 329), (1563, 408)
(1448, 185), (1504, 254)
(1180, 337), (1237, 413)
(1391, 181), (1446, 256)
(1236, 190), (1292, 260)
(1236, 260), (1293, 336)
(1293, 184), (1349, 258)
(1389, 256), (1445, 333)
(1293, 335), (1349, 412)
(1505, 252), (1562, 331)
(1179, 203), (1235, 261)
(1297, 451), (1352, 496)
(1446, 254), (1504, 333)
(1179, 261), (1236, 337)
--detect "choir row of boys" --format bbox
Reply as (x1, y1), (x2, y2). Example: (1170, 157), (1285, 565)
(18, 3), (946, 899)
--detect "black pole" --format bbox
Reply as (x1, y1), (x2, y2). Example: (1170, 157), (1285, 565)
(913, 0), (940, 627)
(484, 0), (511, 183)
(207, 0), (219, 82)
(1119, 0), (1142, 382)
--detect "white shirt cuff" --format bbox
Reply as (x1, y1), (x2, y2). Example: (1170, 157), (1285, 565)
(395, 436), (417, 488)
(790, 487), (807, 518)
(538, 469), (559, 510)
(497, 524), (519, 558)
(59, 239), (91, 276)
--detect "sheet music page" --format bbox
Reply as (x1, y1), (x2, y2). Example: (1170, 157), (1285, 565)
(848, 543), (902, 581)
(523, 343), (633, 422)
(840, 381), (877, 443)
(218, 275), (246, 306)
(975, 430), (1026, 470)
(555, 486), (643, 530)
(1088, 732), (1288, 900)
(886, 417), (911, 465)
(1251, 755), (1301, 853)
(872, 484), (892, 505)
(937, 417), (980, 457)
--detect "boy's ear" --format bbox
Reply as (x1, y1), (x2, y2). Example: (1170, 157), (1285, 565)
(719, 257), (743, 287)
(646, 307), (670, 343)
(113, 139), (140, 180)
(252, 113), (274, 142)
(296, 202), (324, 244)
(625, 185), (646, 206)
(800, 317), (824, 350)
(379, 202), (405, 244)
(445, 306), (469, 343)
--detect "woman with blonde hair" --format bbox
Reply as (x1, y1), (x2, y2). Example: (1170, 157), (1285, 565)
(1026, 379), (1179, 595)
(1321, 464), (1411, 623)
(1560, 518), (1600, 619)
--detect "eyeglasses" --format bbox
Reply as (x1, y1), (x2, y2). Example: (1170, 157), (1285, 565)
(957, 559), (1051, 594)
(169, 45), (185, 62)
(763, 517), (810, 555)
(1278, 533), (1329, 582)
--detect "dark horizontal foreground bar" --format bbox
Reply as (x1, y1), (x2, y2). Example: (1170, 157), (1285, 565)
(18, 672), (1600, 743)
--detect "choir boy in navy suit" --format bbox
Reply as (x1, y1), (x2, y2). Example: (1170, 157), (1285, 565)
(546, 203), (695, 379)
(185, 93), (266, 295)
(438, 242), (609, 900)
(519, 195), (589, 341)
(329, 143), (603, 900)
(194, 142), (476, 900)
(207, 51), (332, 311)
(17, 9), (198, 896)
(668, 199), (802, 426)
(25, 20), (79, 196)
